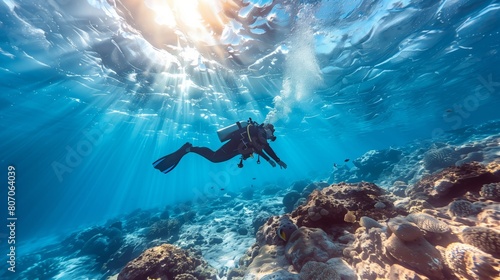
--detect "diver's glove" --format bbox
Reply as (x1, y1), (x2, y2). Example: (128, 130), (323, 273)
(268, 159), (276, 167)
(277, 160), (287, 169)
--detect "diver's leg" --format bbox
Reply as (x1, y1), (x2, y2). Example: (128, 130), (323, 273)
(190, 140), (239, 163)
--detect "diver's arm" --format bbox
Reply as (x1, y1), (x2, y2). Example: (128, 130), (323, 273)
(263, 144), (280, 162)
(256, 150), (270, 161)
(263, 144), (287, 168)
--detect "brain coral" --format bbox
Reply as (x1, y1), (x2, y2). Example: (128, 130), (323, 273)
(459, 227), (500, 257)
(447, 200), (478, 218)
(480, 183), (500, 200)
(406, 213), (450, 233)
(423, 146), (459, 172)
(444, 242), (500, 280)
(384, 235), (444, 279)
(299, 261), (340, 280)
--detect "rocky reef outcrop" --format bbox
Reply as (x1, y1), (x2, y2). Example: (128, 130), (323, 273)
(236, 160), (500, 280)
(118, 244), (217, 280)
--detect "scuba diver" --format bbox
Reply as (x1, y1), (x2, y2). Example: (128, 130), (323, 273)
(153, 118), (287, 174)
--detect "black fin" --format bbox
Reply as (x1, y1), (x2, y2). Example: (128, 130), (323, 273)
(152, 143), (191, 174)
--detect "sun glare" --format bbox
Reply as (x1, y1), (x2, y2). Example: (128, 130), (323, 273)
(147, 0), (224, 44)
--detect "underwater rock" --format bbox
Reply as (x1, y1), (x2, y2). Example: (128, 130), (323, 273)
(388, 264), (430, 280)
(291, 182), (397, 230)
(299, 261), (340, 280)
(124, 209), (153, 231)
(345, 227), (391, 279)
(283, 191), (301, 213)
(444, 242), (500, 280)
(389, 181), (408, 197)
(359, 216), (382, 229)
(325, 258), (358, 280)
(291, 179), (312, 193)
(300, 182), (329, 198)
(480, 182), (500, 201)
(285, 227), (343, 271)
(240, 186), (254, 200)
(477, 204), (500, 227)
(244, 245), (294, 279)
(252, 212), (271, 235)
(261, 184), (282, 196)
(145, 218), (181, 242)
(407, 162), (500, 207)
(447, 200), (479, 217)
(456, 151), (484, 166)
(80, 227), (123, 261)
(384, 235), (444, 279)
(387, 217), (423, 242)
(406, 213), (450, 234)
(118, 244), (217, 280)
(459, 227), (500, 257)
(353, 148), (402, 181)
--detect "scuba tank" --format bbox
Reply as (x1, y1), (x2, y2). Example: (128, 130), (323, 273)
(217, 121), (248, 142)
(217, 118), (263, 168)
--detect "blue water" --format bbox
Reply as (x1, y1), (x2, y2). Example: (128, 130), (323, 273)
(1, 0), (500, 275)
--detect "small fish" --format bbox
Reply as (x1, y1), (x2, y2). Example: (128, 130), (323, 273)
(220, 188), (225, 191)
(446, 109), (453, 113)
(333, 163), (337, 168)
(252, 178), (256, 180)
(344, 159), (350, 162)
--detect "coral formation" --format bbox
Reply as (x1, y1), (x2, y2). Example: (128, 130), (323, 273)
(118, 244), (217, 280)
(284, 227), (343, 271)
(407, 162), (500, 206)
(291, 182), (398, 229)
(459, 227), (500, 257)
(299, 261), (340, 280)
(444, 242), (500, 280)
(283, 191), (301, 212)
(384, 235), (444, 279)
(359, 216), (382, 229)
(423, 146), (459, 172)
(387, 217), (423, 242)
(447, 200), (478, 217)
(481, 182), (500, 201)
(406, 213), (450, 234)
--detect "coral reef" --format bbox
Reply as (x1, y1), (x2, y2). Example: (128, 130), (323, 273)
(353, 148), (403, 182)
(423, 146), (459, 172)
(118, 244), (217, 280)
(481, 182), (500, 201)
(459, 227), (500, 257)
(444, 243), (500, 280)
(447, 200), (479, 217)
(284, 227), (343, 271)
(291, 182), (399, 229)
(12, 132), (500, 280)
(384, 235), (444, 279)
(406, 162), (500, 206)
(299, 261), (340, 280)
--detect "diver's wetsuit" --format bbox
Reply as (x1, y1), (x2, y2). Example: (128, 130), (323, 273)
(190, 125), (281, 163)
